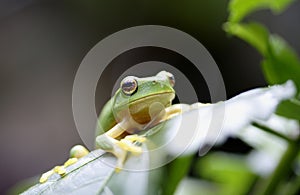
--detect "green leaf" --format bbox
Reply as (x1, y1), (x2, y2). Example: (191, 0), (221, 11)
(224, 22), (269, 55)
(276, 99), (300, 120)
(225, 23), (300, 95)
(262, 35), (300, 92)
(228, 0), (295, 22)
(162, 155), (193, 195)
(262, 43), (299, 120)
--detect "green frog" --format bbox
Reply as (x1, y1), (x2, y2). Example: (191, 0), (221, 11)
(40, 71), (186, 183)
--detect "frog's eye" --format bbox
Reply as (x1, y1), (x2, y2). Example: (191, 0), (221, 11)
(166, 72), (175, 87)
(157, 71), (175, 87)
(121, 77), (138, 95)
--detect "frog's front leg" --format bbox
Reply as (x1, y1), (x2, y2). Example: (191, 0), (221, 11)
(95, 123), (146, 171)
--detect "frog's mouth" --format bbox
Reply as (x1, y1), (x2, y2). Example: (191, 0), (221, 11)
(130, 92), (175, 107)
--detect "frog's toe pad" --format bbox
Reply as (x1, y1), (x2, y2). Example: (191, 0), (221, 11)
(39, 155), (81, 184)
(39, 170), (54, 183)
(64, 158), (78, 167)
(39, 165), (67, 184)
(53, 166), (66, 175)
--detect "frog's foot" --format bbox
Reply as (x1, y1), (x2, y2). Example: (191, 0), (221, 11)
(96, 134), (146, 171)
(39, 166), (66, 183)
(39, 158), (79, 183)
(96, 134), (128, 172)
(60, 145), (89, 173)
(114, 136), (146, 171)
(39, 146), (89, 184)
(118, 134), (146, 155)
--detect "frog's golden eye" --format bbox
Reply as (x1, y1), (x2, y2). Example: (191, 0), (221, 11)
(121, 77), (138, 95)
(166, 72), (175, 87)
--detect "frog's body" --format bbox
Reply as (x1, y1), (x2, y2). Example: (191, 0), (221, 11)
(94, 71), (177, 170)
(40, 71), (185, 183)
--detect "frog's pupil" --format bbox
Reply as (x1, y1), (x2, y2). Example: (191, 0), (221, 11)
(123, 81), (133, 90)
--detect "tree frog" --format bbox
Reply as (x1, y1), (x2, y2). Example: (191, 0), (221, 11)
(40, 71), (186, 183)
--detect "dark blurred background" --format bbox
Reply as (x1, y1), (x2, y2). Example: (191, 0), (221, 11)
(0, 0), (299, 193)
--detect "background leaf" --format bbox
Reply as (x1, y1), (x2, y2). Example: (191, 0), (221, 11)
(226, 0), (300, 120)
(228, 0), (295, 22)
(276, 100), (300, 120)
(225, 22), (300, 92)
(224, 22), (269, 55)
(262, 35), (300, 91)
(161, 155), (194, 195)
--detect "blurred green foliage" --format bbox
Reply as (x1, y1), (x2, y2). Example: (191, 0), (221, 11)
(225, 0), (300, 121)
(196, 153), (256, 195)
(228, 0), (295, 22)
(225, 0), (300, 194)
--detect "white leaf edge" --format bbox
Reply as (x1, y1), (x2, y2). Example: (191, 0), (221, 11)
(163, 80), (296, 156)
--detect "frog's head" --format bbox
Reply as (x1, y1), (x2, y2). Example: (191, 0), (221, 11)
(112, 71), (176, 124)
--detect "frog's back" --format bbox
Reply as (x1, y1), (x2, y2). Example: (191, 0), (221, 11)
(96, 98), (117, 136)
